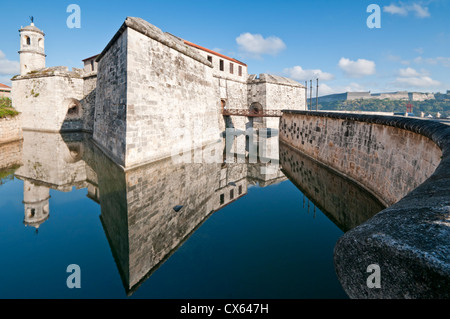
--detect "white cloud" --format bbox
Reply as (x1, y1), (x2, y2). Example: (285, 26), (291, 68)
(398, 67), (421, 77)
(384, 3), (409, 15)
(318, 83), (337, 96)
(284, 66), (334, 82)
(0, 50), (20, 76)
(413, 56), (450, 67)
(317, 83), (368, 97)
(236, 33), (286, 57)
(411, 3), (431, 18)
(338, 58), (376, 78)
(395, 76), (440, 87)
(383, 2), (431, 18)
(395, 66), (438, 88)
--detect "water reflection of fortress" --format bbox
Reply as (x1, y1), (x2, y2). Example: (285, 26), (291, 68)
(1, 131), (383, 295)
(12, 131), (285, 293)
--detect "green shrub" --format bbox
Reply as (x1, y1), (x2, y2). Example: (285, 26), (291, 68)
(0, 98), (19, 118)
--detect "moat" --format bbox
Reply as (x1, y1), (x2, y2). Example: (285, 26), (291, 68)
(0, 132), (385, 299)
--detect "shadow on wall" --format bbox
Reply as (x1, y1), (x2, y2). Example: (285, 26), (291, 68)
(61, 87), (96, 133)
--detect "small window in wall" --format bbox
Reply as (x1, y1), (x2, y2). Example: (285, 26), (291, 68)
(220, 60), (224, 71)
(91, 60), (95, 72)
(230, 189), (234, 200)
(238, 66), (243, 76)
(239, 185), (243, 195)
(25, 36), (31, 45)
(220, 194), (225, 205)
(230, 63), (234, 74)
(207, 55), (213, 63)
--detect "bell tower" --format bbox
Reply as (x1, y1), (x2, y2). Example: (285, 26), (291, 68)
(23, 180), (50, 231)
(19, 17), (46, 76)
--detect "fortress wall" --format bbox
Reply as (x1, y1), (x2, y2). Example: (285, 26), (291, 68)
(0, 115), (23, 145)
(248, 75), (306, 129)
(125, 27), (220, 167)
(93, 29), (129, 166)
(82, 75), (97, 132)
(280, 112), (441, 206)
(218, 77), (249, 132)
(12, 74), (84, 132)
(280, 110), (450, 298)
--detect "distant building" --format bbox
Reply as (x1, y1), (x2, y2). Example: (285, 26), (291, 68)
(316, 92), (371, 103)
(318, 90), (436, 103)
(82, 54), (99, 74)
(0, 83), (11, 98)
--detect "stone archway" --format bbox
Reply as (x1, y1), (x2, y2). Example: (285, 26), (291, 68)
(64, 98), (82, 120)
(249, 102), (263, 115)
(249, 102), (264, 127)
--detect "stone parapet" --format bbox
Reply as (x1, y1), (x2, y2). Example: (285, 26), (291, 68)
(280, 110), (450, 299)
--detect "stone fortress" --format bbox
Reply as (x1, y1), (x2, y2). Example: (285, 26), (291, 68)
(11, 17), (306, 169)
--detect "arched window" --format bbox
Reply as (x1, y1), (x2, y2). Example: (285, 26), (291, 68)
(38, 38), (43, 48)
(24, 36), (31, 46)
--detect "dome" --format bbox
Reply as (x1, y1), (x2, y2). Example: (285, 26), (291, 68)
(20, 23), (45, 35)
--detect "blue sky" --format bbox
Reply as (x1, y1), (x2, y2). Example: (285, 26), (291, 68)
(1, 0), (449, 95)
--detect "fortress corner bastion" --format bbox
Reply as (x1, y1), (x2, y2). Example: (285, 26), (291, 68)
(10, 17), (306, 169)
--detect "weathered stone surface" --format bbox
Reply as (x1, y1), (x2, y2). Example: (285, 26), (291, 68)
(94, 18), (221, 167)
(0, 115), (23, 145)
(12, 73), (85, 132)
(280, 110), (450, 299)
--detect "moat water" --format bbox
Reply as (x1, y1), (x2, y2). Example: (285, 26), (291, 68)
(0, 132), (385, 299)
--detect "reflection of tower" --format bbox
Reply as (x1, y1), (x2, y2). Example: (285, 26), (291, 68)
(23, 180), (50, 230)
(19, 20), (46, 76)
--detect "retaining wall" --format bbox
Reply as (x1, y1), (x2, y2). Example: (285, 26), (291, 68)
(280, 110), (450, 299)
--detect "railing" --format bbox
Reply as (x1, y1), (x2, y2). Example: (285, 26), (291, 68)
(222, 109), (283, 118)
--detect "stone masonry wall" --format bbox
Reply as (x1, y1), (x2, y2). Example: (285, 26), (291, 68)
(280, 111), (450, 299)
(93, 29), (128, 165)
(12, 73), (84, 132)
(124, 26), (220, 167)
(0, 115), (23, 145)
(82, 75), (97, 132)
(280, 111), (441, 206)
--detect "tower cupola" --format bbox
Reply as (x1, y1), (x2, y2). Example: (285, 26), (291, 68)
(18, 17), (46, 76)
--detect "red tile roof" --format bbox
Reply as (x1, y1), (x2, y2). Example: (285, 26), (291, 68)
(184, 40), (247, 67)
(0, 83), (11, 89)
(82, 54), (100, 62)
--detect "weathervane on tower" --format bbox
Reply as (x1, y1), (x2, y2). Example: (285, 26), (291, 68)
(30, 16), (34, 24)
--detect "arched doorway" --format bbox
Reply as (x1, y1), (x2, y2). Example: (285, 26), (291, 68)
(249, 102), (264, 128)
